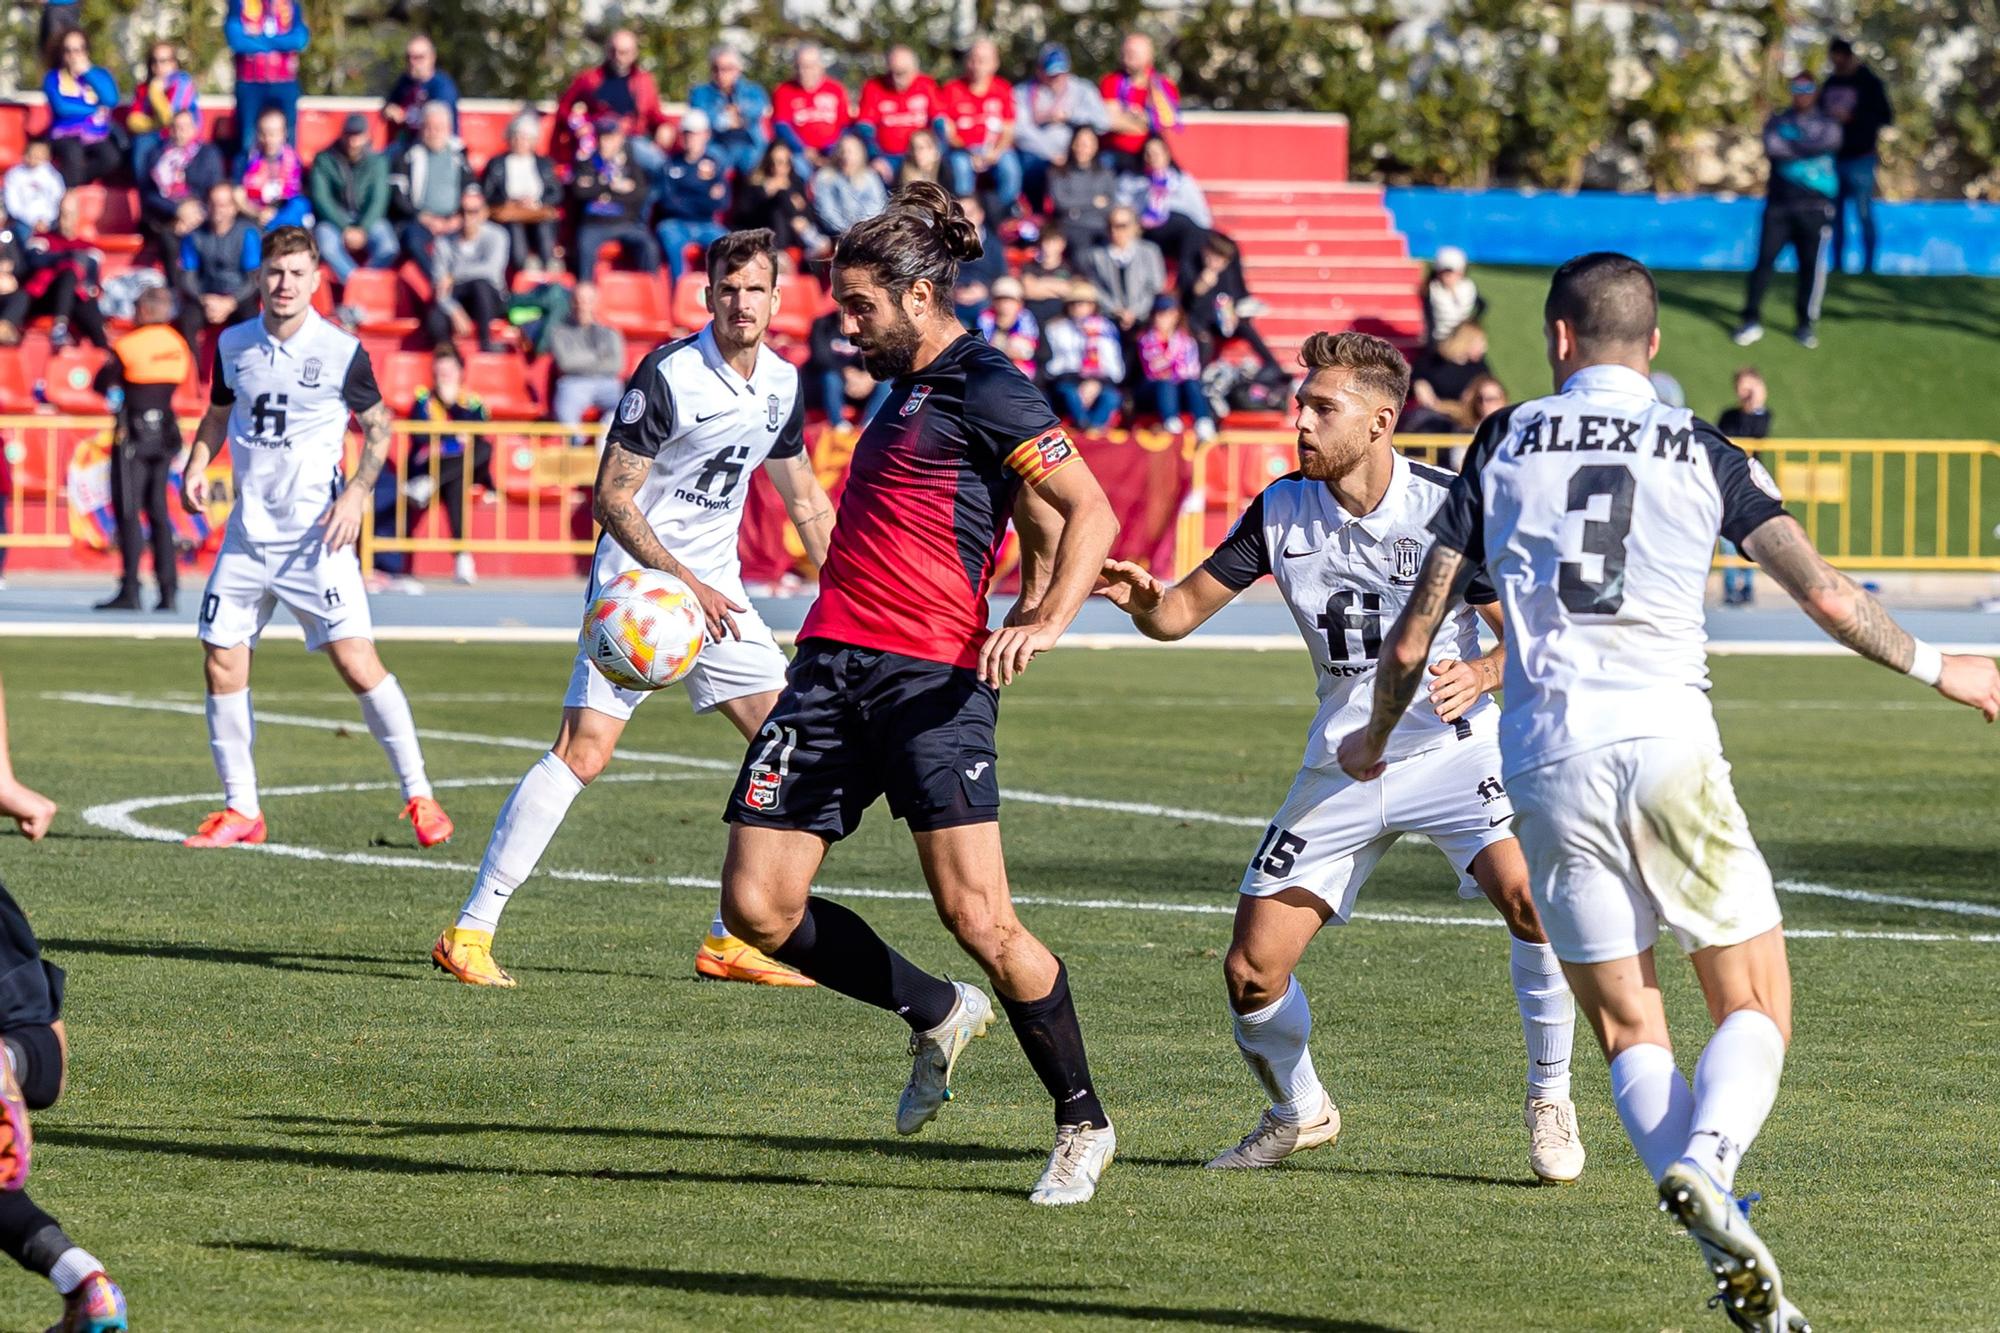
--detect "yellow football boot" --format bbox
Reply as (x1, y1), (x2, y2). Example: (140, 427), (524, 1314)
(430, 926), (516, 988)
(693, 933), (816, 987)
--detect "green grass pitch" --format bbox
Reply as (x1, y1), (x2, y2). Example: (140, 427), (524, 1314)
(2, 637), (1997, 1330)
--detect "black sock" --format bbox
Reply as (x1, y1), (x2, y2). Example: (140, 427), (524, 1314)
(0, 1191), (65, 1275)
(999, 960), (1108, 1129)
(771, 898), (957, 1031)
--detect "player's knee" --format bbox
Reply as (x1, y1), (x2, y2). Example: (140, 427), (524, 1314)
(720, 887), (796, 952)
(936, 899), (1010, 960)
(1223, 947), (1284, 1012)
(3, 1025), (65, 1111)
(551, 739), (611, 786)
(329, 642), (386, 693)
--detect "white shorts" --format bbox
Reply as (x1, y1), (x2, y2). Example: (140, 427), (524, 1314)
(1239, 731), (1516, 922)
(196, 532), (374, 652)
(1508, 736), (1781, 965)
(564, 600), (789, 720)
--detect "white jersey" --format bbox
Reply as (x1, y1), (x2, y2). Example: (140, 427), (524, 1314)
(596, 324), (805, 592)
(1428, 363), (1788, 777)
(211, 310), (381, 545)
(1204, 453), (1496, 768)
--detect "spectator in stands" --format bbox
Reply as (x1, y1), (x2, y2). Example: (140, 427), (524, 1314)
(0, 209), (25, 346)
(1117, 133), (1211, 271)
(10, 192), (108, 349)
(1047, 124), (1115, 251)
(811, 131), (889, 239)
(949, 193), (1005, 323)
(1100, 32), (1181, 166)
(940, 38), (1021, 211)
(375, 344), (490, 588)
(1021, 229), (1077, 324)
(806, 308), (889, 425)
(127, 42), (200, 181)
(552, 28), (668, 170)
(1183, 232), (1283, 385)
(38, 1), (81, 70)
(1735, 72), (1841, 350)
(1421, 245), (1483, 348)
(727, 142), (826, 261)
(1462, 373), (1509, 428)
(383, 35), (459, 145)
(1015, 43), (1108, 214)
(689, 42), (770, 178)
(1406, 321), (1493, 432)
(1084, 205), (1165, 338)
(1716, 366), (1772, 606)
(569, 119), (660, 277)
(857, 45), (942, 179)
(549, 282), (628, 427)
(3, 141), (64, 236)
(225, 0), (309, 156)
(892, 129), (944, 191)
(309, 113), (396, 283)
(652, 109), (728, 282)
(238, 105), (311, 232)
(90, 286), (190, 611)
(42, 30), (123, 186)
(1137, 294), (1215, 440)
(140, 109), (226, 284)
(1044, 281), (1124, 429)
(483, 112), (563, 276)
(176, 181), (260, 346)
(392, 101), (475, 266)
(773, 42), (852, 178)
(425, 187), (509, 352)
(977, 275), (1039, 377)
(1821, 38), (1893, 276)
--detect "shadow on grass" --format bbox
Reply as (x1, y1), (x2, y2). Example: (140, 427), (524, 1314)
(40, 937), (648, 982)
(40, 1127), (1024, 1198)
(210, 1240), (1411, 1331)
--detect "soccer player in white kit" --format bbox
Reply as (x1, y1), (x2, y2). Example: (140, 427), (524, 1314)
(178, 226), (454, 850)
(432, 229), (836, 990)
(1098, 332), (1585, 1182)
(1341, 254), (2000, 1333)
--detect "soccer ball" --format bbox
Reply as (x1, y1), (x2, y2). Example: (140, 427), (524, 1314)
(583, 569), (706, 691)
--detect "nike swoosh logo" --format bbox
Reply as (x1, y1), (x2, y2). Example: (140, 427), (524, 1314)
(1281, 546), (1319, 560)
(694, 410), (729, 424)
(1489, 815), (1511, 827)
(964, 762), (990, 781)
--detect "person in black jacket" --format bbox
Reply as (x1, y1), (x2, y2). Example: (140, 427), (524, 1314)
(137, 109), (225, 285)
(481, 112), (563, 275)
(567, 118), (658, 278)
(92, 288), (191, 611)
(1820, 39), (1893, 276)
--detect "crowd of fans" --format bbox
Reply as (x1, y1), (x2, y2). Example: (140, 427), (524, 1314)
(1, 20), (1296, 436)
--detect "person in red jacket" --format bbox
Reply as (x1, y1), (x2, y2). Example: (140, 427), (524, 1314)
(939, 38), (1020, 210)
(856, 45), (940, 180)
(552, 28), (668, 173)
(772, 41), (852, 177)
(1099, 31), (1181, 165)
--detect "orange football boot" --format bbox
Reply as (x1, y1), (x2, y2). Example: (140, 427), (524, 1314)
(402, 795), (454, 847)
(694, 932), (816, 986)
(182, 808), (267, 848)
(0, 1050), (30, 1190)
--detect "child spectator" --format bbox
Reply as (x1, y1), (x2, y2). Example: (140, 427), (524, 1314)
(140, 110), (227, 284)
(238, 105), (311, 232)
(42, 30), (122, 185)
(689, 43), (770, 178)
(9, 193), (108, 349)
(810, 132), (889, 239)
(225, 0), (309, 156)
(127, 43), (200, 179)
(1717, 367), (1773, 607)
(1137, 295), (1215, 440)
(858, 46), (941, 177)
(1183, 232), (1284, 385)
(5, 140), (68, 234)
(773, 43), (852, 177)
(1044, 281), (1124, 429)
(1047, 125), (1115, 251)
(977, 276), (1040, 378)
(374, 344), (490, 588)
(1422, 245), (1484, 348)
(482, 112), (563, 275)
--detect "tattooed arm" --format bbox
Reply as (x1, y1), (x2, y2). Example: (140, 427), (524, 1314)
(1744, 514), (2000, 718)
(323, 398), (393, 551)
(1338, 542), (1471, 779)
(592, 441), (746, 640)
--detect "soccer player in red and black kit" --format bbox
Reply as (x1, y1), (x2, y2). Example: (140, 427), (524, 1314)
(719, 182), (1123, 1205)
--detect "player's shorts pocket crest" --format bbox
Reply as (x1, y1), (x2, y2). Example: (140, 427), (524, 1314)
(744, 765), (784, 811)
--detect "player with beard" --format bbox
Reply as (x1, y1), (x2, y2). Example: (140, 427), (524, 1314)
(717, 181), (1124, 1205)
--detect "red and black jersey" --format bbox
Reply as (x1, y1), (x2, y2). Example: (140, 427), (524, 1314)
(801, 335), (1079, 669)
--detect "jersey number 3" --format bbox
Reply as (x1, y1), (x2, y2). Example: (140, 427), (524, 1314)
(1559, 464), (1635, 615)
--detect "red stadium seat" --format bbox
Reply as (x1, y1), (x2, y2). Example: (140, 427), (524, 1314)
(510, 269), (575, 294)
(375, 350), (434, 416)
(593, 270), (672, 337)
(669, 273), (711, 333)
(41, 347), (109, 413)
(312, 265), (336, 315)
(769, 273), (821, 342)
(464, 350), (541, 420)
(0, 353), (32, 412)
(339, 268), (419, 335)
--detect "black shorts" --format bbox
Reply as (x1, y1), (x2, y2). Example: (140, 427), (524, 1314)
(724, 640), (1001, 840)
(0, 882), (62, 1031)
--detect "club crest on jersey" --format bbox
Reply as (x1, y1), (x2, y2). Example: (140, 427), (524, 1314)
(900, 385), (932, 417)
(766, 393), (782, 431)
(618, 389), (647, 424)
(745, 765), (783, 811)
(299, 357), (322, 388)
(1392, 537), (1423, 583)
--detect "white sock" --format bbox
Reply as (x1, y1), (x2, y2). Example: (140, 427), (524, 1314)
(710, 908), (729, 939)
(456, 752), (585, 932)
(1686, 1008), (1786, 1191)
(1609, 1042), (1695, 1182)
(1510, 937), (1575, 1102)
(48, 1246), (101, 1295)
(1231, 975), (1326, 1123)
(206, 689), (259, 817)
(356, 674), (432, 801)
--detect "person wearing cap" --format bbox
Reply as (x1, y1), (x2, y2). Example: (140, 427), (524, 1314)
(482, 112), (563, 274)
(382, 35), (460, 146)
(688, 42), (770, 178)
(651, 108), (729, 282)
(977, 274), (1041, 378)
(1820, 38), (1893, 275)
(1015, 42), (1109, 213)
(1734, 72), (1842, 350)
(568, 117), (658, 278)
(773, 42), (852, 177)
(309, 112), (397, 282)
(1044, 280), (1125, 429)
(1422, 244), (1484, 349)
(390, 100), (474, 266)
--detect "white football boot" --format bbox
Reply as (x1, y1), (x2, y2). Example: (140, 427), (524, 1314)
(1205, 1094), (1341, 1169)
(1526, 1095), (1586, 1183)
(1659, 1159), (1786, 1331)
(1030, 1122), (1116, 1206)
(895, 981), (992, 1135)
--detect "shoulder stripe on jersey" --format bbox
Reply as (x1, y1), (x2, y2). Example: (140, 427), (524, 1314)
(1004, 426), (1080, 486)
(1406, 459), (1458, 488)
